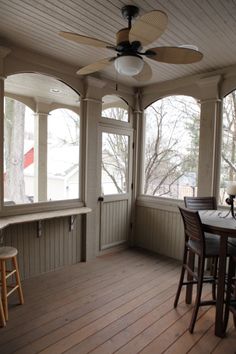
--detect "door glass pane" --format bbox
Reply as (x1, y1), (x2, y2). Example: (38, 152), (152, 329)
(101, 132), (129, 195)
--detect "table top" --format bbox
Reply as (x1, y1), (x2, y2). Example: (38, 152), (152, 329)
(200, 210), (236, 236)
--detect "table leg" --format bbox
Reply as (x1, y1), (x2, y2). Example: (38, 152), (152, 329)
(215, 235), (228, 337)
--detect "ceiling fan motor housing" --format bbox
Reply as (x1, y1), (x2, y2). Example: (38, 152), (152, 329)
(116, 28), (129, 46)
(116, 28), (142, 53)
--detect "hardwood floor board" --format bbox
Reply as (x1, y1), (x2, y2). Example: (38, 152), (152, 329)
(11, 250), (152, 307)
(1, 252), (157, 338)
(1, 258), (155, 341)
(55, 283), (178, 354)
(0, 249), (234, 354)
(106, 290), (211, 354)
(77, 289), (184, 354)
(211, 322), (236, 354)
(7, 268), (179, 353)
(162, 306), (217, 354)
(187, 318), (234, 354)
(3, 251), (167, 334)
(0, 259), (178, 353)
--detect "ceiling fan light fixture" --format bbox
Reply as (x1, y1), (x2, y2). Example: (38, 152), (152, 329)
(114, 55), (144, 76)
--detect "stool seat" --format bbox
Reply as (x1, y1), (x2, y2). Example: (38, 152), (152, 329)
(0, 247), (18, 259)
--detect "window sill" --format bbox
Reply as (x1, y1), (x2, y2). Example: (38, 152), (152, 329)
(136, 195), (184, 211)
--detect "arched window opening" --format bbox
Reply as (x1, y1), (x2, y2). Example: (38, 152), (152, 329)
(102, 95), (128, 122)
(144, 95), (200, 199)
(219, 90), (236, 205)
(47, 109), (80, 201)
(4, 73), (80, 206)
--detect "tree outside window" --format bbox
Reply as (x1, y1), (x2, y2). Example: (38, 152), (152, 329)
(220, 90), (236, 204)
(144, 95), (200, 199)
(100, 96), (130, 195)
(4, 97), (33, 204)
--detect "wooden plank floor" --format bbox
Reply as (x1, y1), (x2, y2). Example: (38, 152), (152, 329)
(0, 249), (235, 354)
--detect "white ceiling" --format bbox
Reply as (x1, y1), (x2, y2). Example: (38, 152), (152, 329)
(0, 0), (236, 87)
(5, 73), (80, 106)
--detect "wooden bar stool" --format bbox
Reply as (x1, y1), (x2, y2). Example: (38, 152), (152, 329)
(0, 247), (24, 321)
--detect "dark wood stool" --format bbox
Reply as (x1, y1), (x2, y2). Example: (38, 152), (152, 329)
(226, 255), (236, 327)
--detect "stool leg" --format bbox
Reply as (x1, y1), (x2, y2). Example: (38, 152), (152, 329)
(1, 260), (8, 321)
(0, 297), (6, 327)
(12, 256), (24, 305)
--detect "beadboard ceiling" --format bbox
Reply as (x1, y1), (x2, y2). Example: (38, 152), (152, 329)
(0, 0), (236, 87)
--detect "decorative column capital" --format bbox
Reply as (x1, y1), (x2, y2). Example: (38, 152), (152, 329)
(197, 75), (222, 101)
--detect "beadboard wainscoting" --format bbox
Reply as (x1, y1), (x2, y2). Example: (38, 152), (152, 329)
(100, 199), (129, 250)
(135, 198), (185, 261)
(2, 215), (82, 280)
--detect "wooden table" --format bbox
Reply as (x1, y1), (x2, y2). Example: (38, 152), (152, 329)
(200, 209), (236, 337)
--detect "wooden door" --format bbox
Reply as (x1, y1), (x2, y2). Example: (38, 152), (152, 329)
(98, 127), (133, 250)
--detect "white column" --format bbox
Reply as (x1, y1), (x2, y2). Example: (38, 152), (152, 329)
(0, 46), (11, 208)
(82, 77), (105, 260)
(133, 89), (144, 196)
(0, 77), (4, 208)
(197, 75), (222, 196)
(34, 110), (48, 202)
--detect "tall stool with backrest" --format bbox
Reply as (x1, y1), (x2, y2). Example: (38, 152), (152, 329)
(174, 207), (221, 333)
(184, 196), (217, 211)
(184, 196), (219, 300)
(226, 255), (236, 328)
(0, 246), (24, 321)
(0, 295), (6, 327)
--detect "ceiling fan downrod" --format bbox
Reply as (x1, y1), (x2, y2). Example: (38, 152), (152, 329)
(121, 5), (139, 29)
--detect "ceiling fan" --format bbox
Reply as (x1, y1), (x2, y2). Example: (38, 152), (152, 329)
(59, 5), (203, 82)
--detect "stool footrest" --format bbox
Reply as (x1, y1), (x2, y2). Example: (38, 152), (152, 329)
(5, 269), (16, 278)
(7, 285), (19, 297)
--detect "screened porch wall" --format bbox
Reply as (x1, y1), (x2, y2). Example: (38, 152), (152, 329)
(135, 199), (184, 260)
(133, 72), (236, 261)
(2, 215), (82, 280)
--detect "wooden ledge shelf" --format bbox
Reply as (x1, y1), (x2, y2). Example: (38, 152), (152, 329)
(0, 207), (92, 235)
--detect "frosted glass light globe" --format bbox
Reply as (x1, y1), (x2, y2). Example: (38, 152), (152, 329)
(114, 55), (144, 76)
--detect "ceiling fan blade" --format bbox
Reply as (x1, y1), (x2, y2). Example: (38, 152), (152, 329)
(147, 46), (203, 64)
(133, 61), (152, 82)
(59, 31), (114, 48)
(76, 57), (115, 75)
(129, 11), (168, 46)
